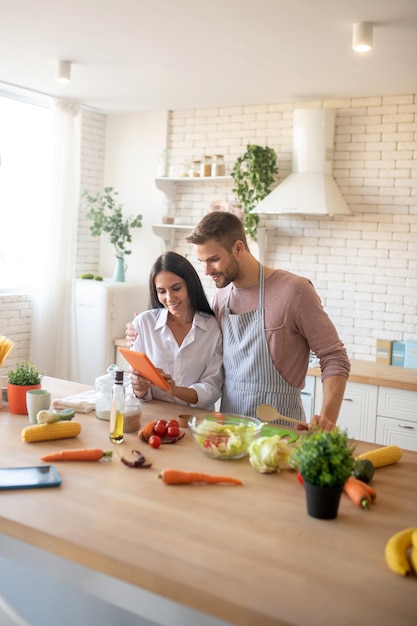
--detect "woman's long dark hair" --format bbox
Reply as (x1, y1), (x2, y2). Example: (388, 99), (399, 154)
(149, 251), (214, 316)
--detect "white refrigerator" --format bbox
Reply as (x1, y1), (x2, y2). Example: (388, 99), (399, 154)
(72, 279), (148, 385)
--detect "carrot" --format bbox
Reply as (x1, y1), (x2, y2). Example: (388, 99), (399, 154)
(40, 448), (113, 462)
(343, 476), (376, 509)
(355, 478), (377, 502)
(158, 469), (242, 485)
(138, 419), (158, 442)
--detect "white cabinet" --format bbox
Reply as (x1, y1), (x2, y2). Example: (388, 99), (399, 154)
(375, 387), (417, 452)
(338, 382), (378, 442)
(314, 380), (378, 442)
(314, 378), (417, 450)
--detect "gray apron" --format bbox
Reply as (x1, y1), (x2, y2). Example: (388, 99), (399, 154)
(220, 264), (305, 422)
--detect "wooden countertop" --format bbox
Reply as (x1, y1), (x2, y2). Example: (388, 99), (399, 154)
(308, 359), (417, 391)
(2, 377), (416, 626)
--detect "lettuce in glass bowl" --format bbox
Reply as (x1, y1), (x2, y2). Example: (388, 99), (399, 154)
(188, 413), (263, 460)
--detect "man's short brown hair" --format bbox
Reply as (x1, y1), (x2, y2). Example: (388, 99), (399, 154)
(186, 212), (249, 252)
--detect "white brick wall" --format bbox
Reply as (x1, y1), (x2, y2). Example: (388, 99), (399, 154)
(0, 295), (34, 375)
(76, 110), (107, 277)
(166, 95), (417, 362)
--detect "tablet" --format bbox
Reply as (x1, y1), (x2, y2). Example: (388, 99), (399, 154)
(0, 465), (62, 490)
(118, 347), (170, 390)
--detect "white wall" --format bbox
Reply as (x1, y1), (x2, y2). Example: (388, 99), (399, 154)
(101, 110), (169, 288)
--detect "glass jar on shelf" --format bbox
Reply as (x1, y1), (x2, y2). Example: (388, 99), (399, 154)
(211, 154), (225, 177)
(168, 155), (181, 178)
(179, 159), (191, 177)
(155, 148), (171, 178)
(162, 200), (175, 224)
(200, 155), (212, 177)
(190, 160), (201, 177)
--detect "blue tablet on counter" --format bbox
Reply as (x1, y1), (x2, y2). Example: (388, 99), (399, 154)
(0, 465), (62, 490)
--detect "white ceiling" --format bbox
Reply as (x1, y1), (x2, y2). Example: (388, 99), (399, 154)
(1, 0), (416, 114)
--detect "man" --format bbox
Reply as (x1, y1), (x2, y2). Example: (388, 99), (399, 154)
(185, 211), (350, 431)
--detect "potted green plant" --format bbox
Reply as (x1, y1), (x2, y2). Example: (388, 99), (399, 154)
(83, 187), (142, 282)
(291, 427), (356, 520)
(7, 360), (42, 415)
(230, 144), (278, 241)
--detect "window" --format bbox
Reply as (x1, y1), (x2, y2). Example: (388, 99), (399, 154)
(0, 93), (52, 289)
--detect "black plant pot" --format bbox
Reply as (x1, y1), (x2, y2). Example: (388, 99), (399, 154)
(304, 481), (343, 520)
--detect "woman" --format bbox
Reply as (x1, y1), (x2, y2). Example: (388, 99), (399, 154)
(129, 251), (223, 410)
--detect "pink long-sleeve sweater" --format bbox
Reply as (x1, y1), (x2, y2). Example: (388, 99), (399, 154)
(212, 269), (351, 390)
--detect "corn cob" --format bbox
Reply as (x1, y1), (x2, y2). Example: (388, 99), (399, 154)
(22, 421), (81, 443)
(356, 445), (402, 468)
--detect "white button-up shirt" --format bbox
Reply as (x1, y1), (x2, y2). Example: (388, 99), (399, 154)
(132, 308), (223, 410)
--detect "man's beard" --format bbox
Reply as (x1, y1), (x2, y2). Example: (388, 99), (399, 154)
(213, 257), (239, 289)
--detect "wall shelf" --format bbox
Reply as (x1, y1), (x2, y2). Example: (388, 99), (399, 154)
(152, 224), (194, 250)
(156, 176), (233, 206)
(156, 175), (232, 184)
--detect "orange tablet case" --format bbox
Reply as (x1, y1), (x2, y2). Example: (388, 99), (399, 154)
(118, 347), (170, 390)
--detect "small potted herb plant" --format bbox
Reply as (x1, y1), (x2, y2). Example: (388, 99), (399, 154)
(231, 144), (278, 241)
(291, 427), (356, 519)
(83, 187), (142, 282)
(7, 360), (42, 415)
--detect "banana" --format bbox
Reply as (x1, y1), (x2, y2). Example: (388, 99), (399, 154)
(384, 527), (417, 576)
(409, 529), (417, 575)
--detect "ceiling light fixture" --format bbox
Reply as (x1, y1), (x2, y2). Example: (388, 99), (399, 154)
(56, 60), (71, 83)
(352, 22), (373, 53)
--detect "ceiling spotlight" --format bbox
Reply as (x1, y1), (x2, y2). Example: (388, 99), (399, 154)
(56, 60), (71, 83)
(352, 22), (373, 53)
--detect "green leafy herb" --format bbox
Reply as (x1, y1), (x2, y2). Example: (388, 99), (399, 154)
(291, 427), (356, 488)
(83, 187), (142, 258)
(8, 361), (42, 386)
(231, 144), (278, 241)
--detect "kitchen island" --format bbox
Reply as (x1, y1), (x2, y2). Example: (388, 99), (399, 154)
(0, 377), (416, 626)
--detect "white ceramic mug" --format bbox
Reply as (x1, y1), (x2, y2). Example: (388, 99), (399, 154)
(26, 389), (51, 424)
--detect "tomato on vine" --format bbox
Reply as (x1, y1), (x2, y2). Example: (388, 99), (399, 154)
(154, 420), (168, 437)
(167, 425), (180, 437)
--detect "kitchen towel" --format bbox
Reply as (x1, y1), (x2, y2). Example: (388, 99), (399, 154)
(51, 389), (96, 413)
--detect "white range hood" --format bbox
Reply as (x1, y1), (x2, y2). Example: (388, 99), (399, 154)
(254, 108), (352, 216)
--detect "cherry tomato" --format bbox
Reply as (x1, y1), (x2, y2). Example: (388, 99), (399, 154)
(167, 419), (179, 428)
(154, 421), (168, 437)
(296, 471), (304, 485)
(167, 425), (180, 437)
(149, 435), (161, 448)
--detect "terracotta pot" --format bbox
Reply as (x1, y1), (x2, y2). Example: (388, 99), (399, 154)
(304, 481), (343, 520)
(7, 383), (41, 415)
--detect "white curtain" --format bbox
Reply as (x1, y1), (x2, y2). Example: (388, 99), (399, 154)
(30, 99), (81, 379)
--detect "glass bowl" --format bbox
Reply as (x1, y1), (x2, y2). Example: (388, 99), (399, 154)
(188, 413), (263, 460)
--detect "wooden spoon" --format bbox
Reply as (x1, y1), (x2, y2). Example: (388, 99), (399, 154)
(256, 404), (308, 430)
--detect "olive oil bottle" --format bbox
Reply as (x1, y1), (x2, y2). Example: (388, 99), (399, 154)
(109, 369), (124, 444)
